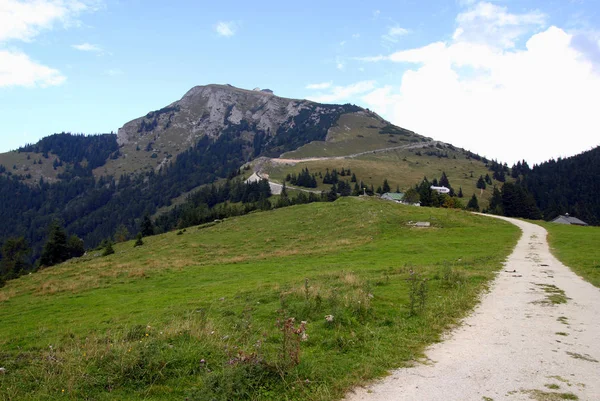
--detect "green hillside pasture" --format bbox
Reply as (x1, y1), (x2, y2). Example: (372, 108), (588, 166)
(0, 151), (66, 185)
(536, 222), (600, 287)
(266, 148), (504, 207)
(280, 112), (421, 159)
(0, 198), (519, 400)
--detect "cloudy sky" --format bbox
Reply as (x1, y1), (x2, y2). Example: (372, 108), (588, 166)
(1, 0), (599, 164)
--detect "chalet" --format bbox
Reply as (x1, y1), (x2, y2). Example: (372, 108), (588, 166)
(551, 214), (589, 226)
(381, 192), (420, 206)
(381, 192), (405, 203)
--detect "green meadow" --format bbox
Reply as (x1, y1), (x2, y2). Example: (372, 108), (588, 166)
(0, 198), (519, 400)
(537, 222), (600, 288)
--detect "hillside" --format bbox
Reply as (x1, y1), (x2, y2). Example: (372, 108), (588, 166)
(0, 84), (501, 265)
(0, 198), (520, 400)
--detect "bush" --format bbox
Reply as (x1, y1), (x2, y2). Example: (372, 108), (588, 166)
(103, 241), (115, 256)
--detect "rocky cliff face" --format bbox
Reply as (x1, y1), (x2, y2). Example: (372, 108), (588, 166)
(111, 84), (362, 175)
(117, 84), (345, 148)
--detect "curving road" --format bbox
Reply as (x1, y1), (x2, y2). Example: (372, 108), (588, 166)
(344, 216), (600, 401)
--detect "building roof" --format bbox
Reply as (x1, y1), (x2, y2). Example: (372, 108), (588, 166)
(381, 192), (405, 201)
(551, 215), (589, 226)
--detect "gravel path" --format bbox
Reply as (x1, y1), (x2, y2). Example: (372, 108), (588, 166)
(345, 216), (600, 401)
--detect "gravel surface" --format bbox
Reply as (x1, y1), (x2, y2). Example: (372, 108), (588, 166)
(344, 216), (600, 401)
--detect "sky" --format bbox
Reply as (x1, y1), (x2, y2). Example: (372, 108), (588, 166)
(1, 0), (599, 165)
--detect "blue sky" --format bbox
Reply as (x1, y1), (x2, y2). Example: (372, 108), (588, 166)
(1, 0), (599, 164)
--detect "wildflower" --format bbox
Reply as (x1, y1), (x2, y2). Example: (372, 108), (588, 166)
(325, 315), (334, 322)
(0, 367), (6, 374)
(145, 333), (149, 337)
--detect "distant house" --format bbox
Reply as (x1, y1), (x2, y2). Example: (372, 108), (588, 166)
(551, 214), (589, 226)
(430, 185), (450, 194)
(381, 192), (420, 206)
(381, 192), (405, 203)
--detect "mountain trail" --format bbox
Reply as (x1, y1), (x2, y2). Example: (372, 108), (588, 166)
(344, 215), (600, 401)
(270, 141), (437, 165)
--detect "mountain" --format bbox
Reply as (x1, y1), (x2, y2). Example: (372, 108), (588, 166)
(0, 84), (497, 268)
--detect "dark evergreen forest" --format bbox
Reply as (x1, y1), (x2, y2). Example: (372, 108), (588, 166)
(517, 147), (600, 225)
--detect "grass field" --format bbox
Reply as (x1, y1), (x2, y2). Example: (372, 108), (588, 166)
(536, 222), (600, 288)
(0, 198), (519, 400)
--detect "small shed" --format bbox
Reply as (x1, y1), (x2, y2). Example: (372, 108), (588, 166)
(381, 192), (405, 203)
(551, 214), (589, 226)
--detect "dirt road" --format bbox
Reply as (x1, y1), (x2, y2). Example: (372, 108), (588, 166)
(345, 216), (600, 401)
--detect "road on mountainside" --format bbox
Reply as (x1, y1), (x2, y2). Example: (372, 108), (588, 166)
(344, 216), (600, 401)
(271, 141), (437, 165)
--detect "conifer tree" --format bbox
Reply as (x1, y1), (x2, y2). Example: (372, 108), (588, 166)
(382, 179), (391, 193)
(476, 176), (487, 190)
(134, 232), (144, 247)
(39, 221), (69, 267)
(467, 194), (480, 211)
(440, 172), (450, 188)
(141, 215), (155, 237)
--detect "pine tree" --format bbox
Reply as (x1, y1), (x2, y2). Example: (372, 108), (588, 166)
(141, 215), (155, 237)
(489, 186), (503, 215)
(0, 237), (30, 277)
(39, 221), (69, 267)
(382, 179), (391, 193)
(467, 194), (480, 211)
(439, 172), (450, 188)
(457, 187), (463, 198)
(103, 241), (115, 256)
(476, 176), (487, 190)
(281, 182), (288, 197)
(134, 232), (144, 247)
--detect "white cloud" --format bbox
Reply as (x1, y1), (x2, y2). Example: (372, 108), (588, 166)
(382, 25), (409, 43)
(453, 1), (546, 49)
(307, 80), (376, 103)
(360, 23), (600, 164)
(352, 33), (360, 39)
(373, 10), (380, 18)
(306, 82), (332, 90)
(0, 50), (65, 87)
(0, 0), (102, 89)
(0, 0), (94, 43)
(72, 42), (101, 52)
(215, 21), (236, 37)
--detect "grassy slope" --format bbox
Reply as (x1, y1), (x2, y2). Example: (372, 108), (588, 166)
(0, 151), (66, 184)
(535, 222), (600, 287)
(280, 113), (427, 159)
(0, 198), (519, 400)
(266, 148), (504, 208)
